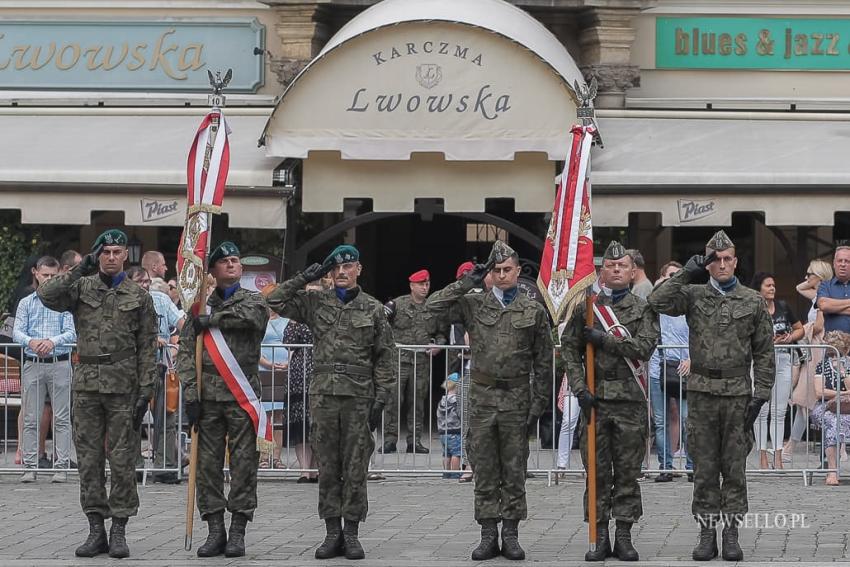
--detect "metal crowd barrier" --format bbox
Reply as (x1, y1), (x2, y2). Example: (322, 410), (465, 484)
(1, 342), (846, 487)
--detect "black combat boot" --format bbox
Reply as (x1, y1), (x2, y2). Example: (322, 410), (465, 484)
(224, 512), (249, 557)
(584, 521), (612, 561)
(721, 524), (743, 561)
(315, 517), (344, 559)
(343, 520), (365, 560)
(500, 519), (526, 560)
(613, 520), (639, 561)
(108, 517), (130, 558)
(471, 519), (500, 561)
(692, 524), (718, 561)
(75, 513), (109, 557)
(197, 511), (227, 557)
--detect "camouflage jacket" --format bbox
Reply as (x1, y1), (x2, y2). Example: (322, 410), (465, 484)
(390, 295), (445, 366)
(37, 265), (157, 399)
(648, 269), (775, 399)
(426, 277), (552, 417)
(266, 274), (395, 402)
(178, 286), (268, 403)
(561, 292), (659, 402)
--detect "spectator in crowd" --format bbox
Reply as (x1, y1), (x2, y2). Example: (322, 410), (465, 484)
(437, 372), (462, 479)
(258, 307), (289, 470)
(167, 279), (181, 307)
(649, 261), (693, 482)
(627, 249), (653, 299)
(555, 371), (580, 475)
(142, 251), (168, 280)
(148, 277), (185, 484)
(382, 269), (443, 455)
(12, 256), (76, 483)
(280, 281), (324, 483)
(810, 330), (850, 486)
(751, 272), (804, 469)
(126, 266), (151, 291)
(59, 250), (81, 273)
(785, 259), (833, 461)
(817, 246), (850, 334)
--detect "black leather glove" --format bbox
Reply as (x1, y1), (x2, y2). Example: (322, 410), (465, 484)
(383, 300), (397, 323)
(575, 390), (597, 414)
(132, 397), (149, 431)
(302, 258), (335, 283)
(684, 251), (717, 278)
(192, 314), (212, 335)
(80, 245), (102, 276)
(526, 413), (540, 433)
(467, 258), (495, 287)
(744, 397), (768, 430)
(583, 326), (607, 349)
(369, 399), (385, 432)
(186, 400), (202, 433)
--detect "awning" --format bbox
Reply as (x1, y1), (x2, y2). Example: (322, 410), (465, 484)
(0, 107), (287, 228)
(262, 0), (583, 162)
(591, 110), (850, 226)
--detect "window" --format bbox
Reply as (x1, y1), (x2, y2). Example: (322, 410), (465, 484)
(466, 223), (507, 243)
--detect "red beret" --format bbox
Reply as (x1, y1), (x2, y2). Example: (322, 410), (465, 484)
(409, 269), (430, 283)
(455, 261), (475, 280)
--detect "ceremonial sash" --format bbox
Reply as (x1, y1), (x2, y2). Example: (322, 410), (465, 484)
(592, 302), (649, 400)
(203, 326), (274, 451)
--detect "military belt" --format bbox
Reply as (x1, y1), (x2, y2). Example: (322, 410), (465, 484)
(600, 368), (634, 380)
(314, 363), (373, 377)
(471, 370), (528, 390)
(77, 348), (136, 365)
(691, 365), (749, 379)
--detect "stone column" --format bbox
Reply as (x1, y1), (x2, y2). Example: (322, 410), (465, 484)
(259, 2), (332, 88)
(577, 7), (642, 108)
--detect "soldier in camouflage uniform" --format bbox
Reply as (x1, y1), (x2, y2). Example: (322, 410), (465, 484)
(38, 229), (157, 559)
(382, 269), (444, 454)
(648, 230), (775, 562)
(178, 242), (269, 558)
(427, 241), (551, 561)
(561, 241), (660, 562)
(267, 244), (394, 560)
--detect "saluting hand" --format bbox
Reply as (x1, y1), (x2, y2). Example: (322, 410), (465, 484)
(302, 258), (335, 283)
(467, 258), (495, 287)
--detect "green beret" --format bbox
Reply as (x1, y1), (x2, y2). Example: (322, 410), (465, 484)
(706, 230), (734, 251)
(603, 240), (628, 261)
(325, 244), (360, 266)
(209, 241), (240, 265)
(92, 229), (128, 250)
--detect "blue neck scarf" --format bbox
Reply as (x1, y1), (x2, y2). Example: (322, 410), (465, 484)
(217, 283), (240, 300)
(612, 288), (629, 304)
(100, 271), (126, 289)
(719, 276), (738, 293)
(502, 287), (518, 306)
(335, 286), (360, 304)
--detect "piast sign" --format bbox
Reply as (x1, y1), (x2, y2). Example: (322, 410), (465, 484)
(677, 198), (717, 224)
(140, 198), (180, 223)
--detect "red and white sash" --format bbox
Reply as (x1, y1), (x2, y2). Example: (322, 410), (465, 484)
(203, 326), (274, 450)
(592, 301), (649, 400)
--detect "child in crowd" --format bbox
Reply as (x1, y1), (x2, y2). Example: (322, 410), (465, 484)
(438, 373), (462, 479)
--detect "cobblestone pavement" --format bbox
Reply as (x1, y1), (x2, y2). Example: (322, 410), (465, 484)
(0, 469), (847, 567)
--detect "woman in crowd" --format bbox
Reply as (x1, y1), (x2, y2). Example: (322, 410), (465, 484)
(785, 259), (833, 461)
(280, 281), (322, 483)
(750, 272), (804, 469)
(810, 331), (850, 486)
(258, 307), (289, 469)
(555, 371), (580, 476)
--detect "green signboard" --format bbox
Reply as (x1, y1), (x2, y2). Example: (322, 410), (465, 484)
(0, 19), (265, 91)
(656, 17), (850, 70)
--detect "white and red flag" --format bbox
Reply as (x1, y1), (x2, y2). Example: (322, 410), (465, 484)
(538, 124), (598, 326)
(177, 110), (231, 307)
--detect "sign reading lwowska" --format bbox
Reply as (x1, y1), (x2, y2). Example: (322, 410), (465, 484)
(657, 17), (850, 70)
(0, 20), (264, 91)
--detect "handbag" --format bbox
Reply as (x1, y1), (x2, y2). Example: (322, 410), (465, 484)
(165, 368), (180, 414)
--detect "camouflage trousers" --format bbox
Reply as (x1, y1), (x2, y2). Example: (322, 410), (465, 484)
(384, 360), (430, 445)
(580, 400), (648, 523)
(73, 392), (139, 518)
(469, 406), (528, 521)
(688, 391), (753, 517)
(310, 394), (374, 522)
(196, 400), (259, 521)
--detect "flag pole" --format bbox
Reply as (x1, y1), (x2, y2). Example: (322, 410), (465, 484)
(585, 291), (598, 551)
(185, 70), (231, 551)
